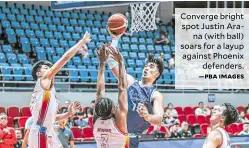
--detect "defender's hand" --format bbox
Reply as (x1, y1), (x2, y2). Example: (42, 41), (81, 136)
(96, 45), (110, 63)
(108, 46), (123, 62)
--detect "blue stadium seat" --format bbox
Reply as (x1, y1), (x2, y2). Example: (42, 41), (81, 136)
(0, 13), (6, 20)
(2, 20), (11, 28)
(53, 32), (62, 40)
(155, 45), (163, 52)
(46, 47), (55, 57)
(59, 40), (69, 48)
(66, 26), (74, 33)
(121, 44), (130, 52)
(16, 29), (25, 37)
(139, 45), (146, 52)
(61, 18), (69, 25)
(69, 41), (76, 47)
(2, 45), (12, 53)
(6, 29), (16, 43)
(171, 46), (175, 52)
(122, 37), (130, 44)
(68, 66), (79, 82)
(154, 32), (160, 38)
(91, 35), (97, 42)
(138, 52), (146, 59)
(79, 14), (86, 20)
(75, 27), (83, 33)
(164, 61), (169, 69)
(88, 42), (96, 49)
(20, 9), (28, 15)
(7, 14), (16, 21)
(1, 66), (12, 81)
(93, 21), (101, 28)
(121, 52), (129, 59)
(108, 70), (117, 83)
(129, 52), (137, 59)
(98, 35), (106, 42)
(2, 8), (10, 14)
(87, 14), (94, 20)
(170, 69), (175, 84)
(135, 67), (143, 78)
(34, 5), (41, 10)
(40, 38), (50, 47)
(100, 28), (107, 35)
(91, 58), (98, 66)
(57, 26), (65, 32)
(71, 13), (78, 19)
(35, 30), (44, 38)
(147, 45), (155, 52)
(48, 25), (57, 32)
(52, 56), (60, 63)
(26, 30), (35, 38)
(127, 67), (136, 78)
(84, 27), (91, 33)
(171, 39), (175, 45)
(160, 25), (167, 31)
(30, 38), (40, 47)
(44, 17), (52, 24)
(35, 16), (43, 24)
(136, 60), (144, 68)
(92, 28), (99, 34)
(167, 26), (174, 33)
(131, 37), (138, 44)
(55, 48), (64, 56)
(139, 32), (146, 38)
(70, 19), (77, 26)
(78, 20), (85, 26)
(54, 11), (62, 17)
(130, 44), (138, 51)
(82, 58), (91, 65)
(106, 36), (112, 41)
(72, 57), (82, 66)
(37, 10), (45, 16)
(17, 54), (28, 64)
(0, 53), (6, 63)
(138, 38), (146, 44)
(39, 24), (48, 31)
(63, 11), (70, 18)
(8, 3), (15, 8)
(146, 31), (154, 38)
(41, 5), (49, 11)
(146, 38), (153, 44)
(45, 31), (53, 38)
(95, 14), (102, 21)
(46, 11), (54, 17)
(127, 59), (135, 67)
(50, 39), (59, 47)
(30, 23), (39, 30)
(52, 17), (60, 25)
(11, 8), (19, 15)
(79, 67), (88, 82)
(63, 32), (71, 40)
(88, 66), (97, 82)
(16, 3), (24, 9)
(101, 21), (107, 27)
(29, 10), (37, 16)
(72, 33), (80, 41)
(0, 2), (6, 8)
(12, 64), (24, 81)
(96, 42), (102, 49)
(16, 15), (25, 22)
(24, 67), (33, 81)
(7, 53), (17, 63)
(102, 15), (109, 21)
(164, 54), (171, 60)
(86, 20), (93, 27)
(20, 38), (31, 53)
(26, 15), (34, 23)
(11, 21), (20, 29)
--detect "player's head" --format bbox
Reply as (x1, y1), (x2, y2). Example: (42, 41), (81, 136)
(94, 98), (115, 120)
(243, 122), (249, 132)
(142, 54), (164, 83)
(210, 103), (239, 126)
(32, 60), (53, 81)
(0, 113), (8, 126)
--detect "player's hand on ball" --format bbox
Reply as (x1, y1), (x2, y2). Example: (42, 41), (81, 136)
(107, 27), (124, 39)
(108, 46), (123, 62)
(96, 45), (110, 63)
(136, 103), (149, 121)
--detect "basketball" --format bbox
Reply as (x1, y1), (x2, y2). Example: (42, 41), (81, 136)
(107, 13), (128, 35)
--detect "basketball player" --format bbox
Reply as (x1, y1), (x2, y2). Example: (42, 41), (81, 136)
(202, 103), (239, 148)
(107, 30), (164, 148)
(93, 45), (128, 148)
(28, 32), (91, 148)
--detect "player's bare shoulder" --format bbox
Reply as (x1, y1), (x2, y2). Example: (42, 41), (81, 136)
(151, 90), (163, 101)
(202, 130), (222, 148)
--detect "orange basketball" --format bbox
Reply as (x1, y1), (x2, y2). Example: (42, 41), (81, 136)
(107, 13), (128, 35)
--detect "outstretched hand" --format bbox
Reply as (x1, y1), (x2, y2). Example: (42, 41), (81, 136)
(79, 31), (91, 45)
(96, 45), (110, 63)
(107, 27), (124, 39)
(68, 101), (81, 116)
(108, 46), (123, 62)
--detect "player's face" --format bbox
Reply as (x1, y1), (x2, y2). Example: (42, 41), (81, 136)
(37, 65), (50, 78)
(142, 62), (159, 80)
(210, 105), (226, 125)
(0, 114), (8, 126)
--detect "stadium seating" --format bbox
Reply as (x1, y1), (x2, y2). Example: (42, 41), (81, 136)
(20, 106), (31, 117)
(71, 127), (83, 141)
(0, 106), (5, 113)
(82, 127), (94, 138)
(18, 117), (28, 128)
(7, 106), (21, 119)
(200, 123), (209, 136)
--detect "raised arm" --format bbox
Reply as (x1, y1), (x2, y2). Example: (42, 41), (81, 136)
(55, 101), (81, 121)
(202, 130), (222, 148)
(42, 32), (91, 81)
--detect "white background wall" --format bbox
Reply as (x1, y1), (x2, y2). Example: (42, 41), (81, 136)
(0, 92), (248, 108)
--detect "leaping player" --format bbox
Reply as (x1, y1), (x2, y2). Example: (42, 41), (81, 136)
(107, 30), (165, 148)
(28, 32), (91, 148)
(93, 45), (129, 148)
(202, 103), (239, 148)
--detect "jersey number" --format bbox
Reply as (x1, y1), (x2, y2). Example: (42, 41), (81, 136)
(101, 134), (109, 148)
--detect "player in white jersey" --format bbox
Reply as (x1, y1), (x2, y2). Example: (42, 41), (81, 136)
(28, 32), (91, 148)
(202, 103), (239, 148)
(93, 45), (129, 148)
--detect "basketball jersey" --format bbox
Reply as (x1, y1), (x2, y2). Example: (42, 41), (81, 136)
(216, 127), (231, 148)
(127, 81), (156, 135)
(93, 118), (127, 148)
(30, 79), (59, 134)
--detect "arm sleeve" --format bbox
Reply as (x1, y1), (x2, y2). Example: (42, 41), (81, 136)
(3, 128), (17, 145)
(107, 39), (119, 69)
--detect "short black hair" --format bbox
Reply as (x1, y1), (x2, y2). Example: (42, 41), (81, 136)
(94, 98), (113, 119)
(32, 60), (53, 81)
(222, 103), (239, 126)
(199, 102), (204, 105)
(146, 54), (164, 81)
(91, 100), (95, 104)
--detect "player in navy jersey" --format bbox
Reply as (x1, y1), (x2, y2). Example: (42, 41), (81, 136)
(107, 30), (164, 148)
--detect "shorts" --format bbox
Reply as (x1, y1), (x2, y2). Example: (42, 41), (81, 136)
(128, 136), (139, 148)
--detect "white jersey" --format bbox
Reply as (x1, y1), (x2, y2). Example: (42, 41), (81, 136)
(215, 127), (231, 148)
(93, 118), (127, 148)
(29, 79), (59, 134)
